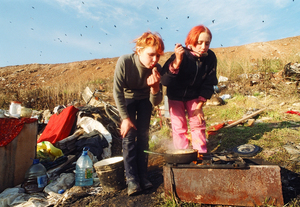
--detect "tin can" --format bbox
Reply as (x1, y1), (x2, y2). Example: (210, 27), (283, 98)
(20, 107), (32, 118)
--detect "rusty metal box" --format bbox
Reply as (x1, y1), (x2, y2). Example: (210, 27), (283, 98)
(163, 160), (284, 206)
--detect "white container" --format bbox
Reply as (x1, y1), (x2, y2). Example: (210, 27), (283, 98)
(9, 101), (21, 117)
(75, 149), (93, 186)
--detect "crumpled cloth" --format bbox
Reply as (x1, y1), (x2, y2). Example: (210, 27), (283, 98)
(0, 118), (37, 147)
(207, 120), (237, 135)
(207, 123), (226, 135)
(37, 106), (79, 144)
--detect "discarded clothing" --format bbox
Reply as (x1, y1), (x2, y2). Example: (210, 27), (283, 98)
(76, 130), (109, 160)
(0, 118), (37, 147)
(37, 106), (79, 144)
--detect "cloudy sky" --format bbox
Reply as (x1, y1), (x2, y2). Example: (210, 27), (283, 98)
(1, 0), (299, 67)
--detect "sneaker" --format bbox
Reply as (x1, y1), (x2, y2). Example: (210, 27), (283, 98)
(140, 177), (153, 190)
(127, 181), (141, 196)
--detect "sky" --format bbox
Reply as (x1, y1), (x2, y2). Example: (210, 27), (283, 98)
(1, 0), (300, 68)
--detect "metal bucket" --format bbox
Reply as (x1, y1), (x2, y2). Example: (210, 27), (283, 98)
(94, 156), (125, 192)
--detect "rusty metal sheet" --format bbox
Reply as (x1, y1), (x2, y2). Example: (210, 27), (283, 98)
(163, 165), (284, 206)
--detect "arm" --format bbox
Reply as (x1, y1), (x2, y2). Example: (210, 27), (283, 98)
(113, 57), (128, 120)
(192, 97), (207, 124)
(147, 67), (160, 94)
(171, 43), (184, 69)
(198, 50), (218, 99)
(161, 44), (185, 86)
(149, 85), (162, 106)
(148, 66), (163, 106)
(113, 57), (136, 138)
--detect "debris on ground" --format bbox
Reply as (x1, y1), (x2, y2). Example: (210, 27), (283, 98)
(0, 87), (123, 207)
(284, 62), (300, 80)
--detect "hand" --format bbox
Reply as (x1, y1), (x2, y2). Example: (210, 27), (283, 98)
(147, 67), (161, 94)
(120, 118), (137, 138)
(193, 108), (205, 124)
(172, 43), (184, 69)
(192, 101), (205, 124)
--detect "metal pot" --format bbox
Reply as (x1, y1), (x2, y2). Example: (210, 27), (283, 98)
(144, 149), (198, 164)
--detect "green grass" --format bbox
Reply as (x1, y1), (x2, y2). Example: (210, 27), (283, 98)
(217, 56), (286, 79)
(258, 58), (284, 73)
(265, 109), (282, 122)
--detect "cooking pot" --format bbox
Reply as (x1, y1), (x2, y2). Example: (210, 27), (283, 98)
(144, 149), (198, 164)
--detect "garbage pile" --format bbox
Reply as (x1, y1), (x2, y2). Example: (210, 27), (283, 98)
(284, 62), (300, 79)
(0, 87), (122, 207)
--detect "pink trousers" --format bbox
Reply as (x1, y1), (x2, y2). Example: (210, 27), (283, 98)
(168, 99), (207, 153)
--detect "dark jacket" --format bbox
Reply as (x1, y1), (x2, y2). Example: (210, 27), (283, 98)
(161, 49), (218, 101)
(113, 53), (162, 119)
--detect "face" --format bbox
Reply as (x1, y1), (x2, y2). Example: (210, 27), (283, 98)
(190, 32), (211, 57)
(137, 46), (160, 69)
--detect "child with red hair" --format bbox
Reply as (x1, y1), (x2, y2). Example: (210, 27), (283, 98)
(113, 31), (164, 196)
(161, 25), (218, 153)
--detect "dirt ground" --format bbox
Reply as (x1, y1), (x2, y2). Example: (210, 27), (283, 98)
(1, 36), (300, 206)
(54, 158), (166, 207)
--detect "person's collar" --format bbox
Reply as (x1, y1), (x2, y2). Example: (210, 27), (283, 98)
(187, 45), (198, 57)
(187, 46), (208, 60)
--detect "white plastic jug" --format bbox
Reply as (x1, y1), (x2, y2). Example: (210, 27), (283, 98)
(9, 101), (21, 117)
(75, 148), (93, 186)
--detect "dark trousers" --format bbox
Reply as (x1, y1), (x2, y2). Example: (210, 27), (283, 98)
(122, 98), (152, 183)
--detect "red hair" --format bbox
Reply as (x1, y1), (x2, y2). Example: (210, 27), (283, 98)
(185, 25), (212, 47)
(133, 31), (165, 55)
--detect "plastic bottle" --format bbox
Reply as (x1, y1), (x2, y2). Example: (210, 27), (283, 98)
(213, 85), (220, 93)
(23, 159), (48, 193)
(75, 148), (93, 186)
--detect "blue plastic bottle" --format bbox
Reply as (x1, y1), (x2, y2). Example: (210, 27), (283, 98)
(23, 159), (48, 193)
(75, 148), (93, 186)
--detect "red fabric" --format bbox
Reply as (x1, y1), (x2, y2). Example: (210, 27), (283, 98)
(207, 120), (240, 135)
(0, 118), (37, 147)
(207, 122), (226, 135)
(207, 131), (218, 135)
(286, 111), (300, 116)
(37, 106), (79, 144)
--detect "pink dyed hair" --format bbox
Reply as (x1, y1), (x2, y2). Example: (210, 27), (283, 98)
(185, 25), (212, 47)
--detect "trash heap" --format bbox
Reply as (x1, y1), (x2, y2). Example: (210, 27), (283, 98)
(0, 87), (123, 207)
